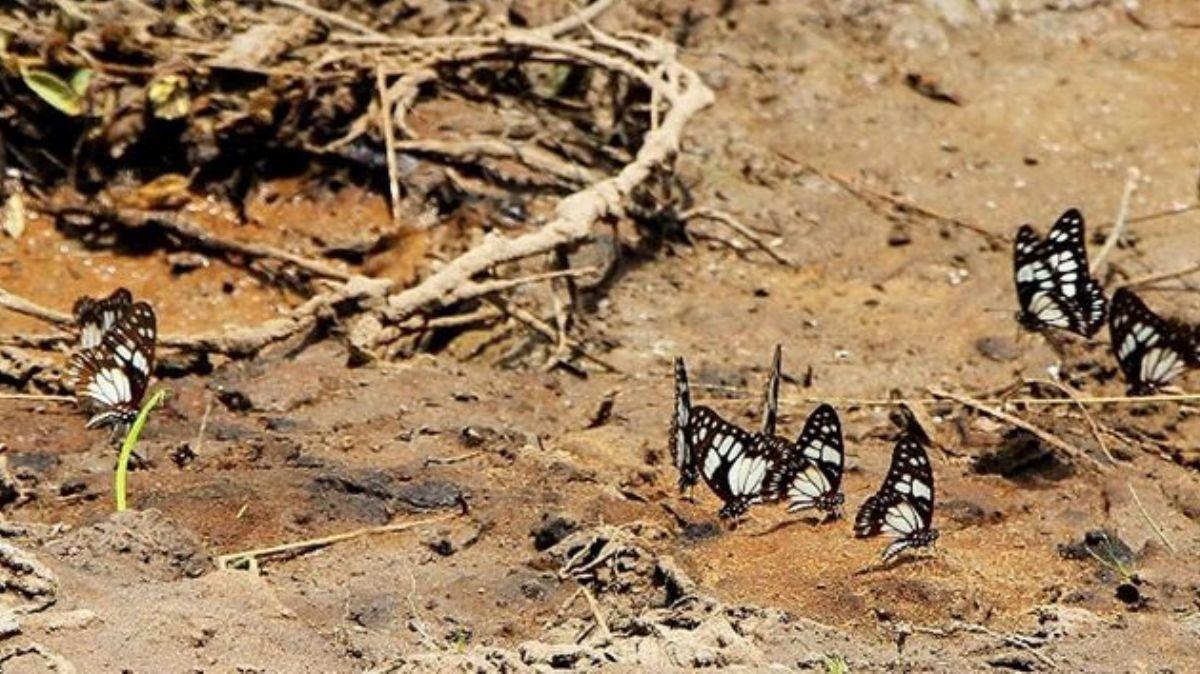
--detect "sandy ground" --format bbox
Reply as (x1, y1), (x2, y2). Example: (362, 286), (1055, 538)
(2, 1), (1200, 671)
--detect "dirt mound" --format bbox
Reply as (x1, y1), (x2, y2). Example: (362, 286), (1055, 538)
(45, 509), (211, 582)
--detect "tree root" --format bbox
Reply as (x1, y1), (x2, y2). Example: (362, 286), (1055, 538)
(0, 2), (714, 370)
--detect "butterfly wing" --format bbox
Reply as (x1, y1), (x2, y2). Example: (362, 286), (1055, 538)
(73, 288), (134, 350)
(760, 344), (781, 437)
(773, 404), (845, 515)
(689, 410), (779, 519)
(1109, 288), (1193, 394)
(670, 357), (698, 492)
(71, 301), (157, 429)
(854, 429), (937, 561)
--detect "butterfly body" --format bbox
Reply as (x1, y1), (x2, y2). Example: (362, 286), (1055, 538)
(68, 290), (157, 431)
(1012, 209), (1107, 338)
(855, 425), (938, 562)
(1108, 288), (1198, 395)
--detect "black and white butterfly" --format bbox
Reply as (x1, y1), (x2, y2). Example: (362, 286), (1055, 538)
(768, 403), (845, 517)
(1108, 287), (1198, 395)
(69, 299), (157, 430)
(671, 356), (789, 519)
(1013, 208), (1107, 338)
(854, 423), (938, 562)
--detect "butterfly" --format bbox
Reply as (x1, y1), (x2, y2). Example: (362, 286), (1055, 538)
(1108, 287), (1198, 395)
(68, 299), (157, 429)
(768, 403), (845, 517)
(854, 423), (938, 562)
(671, 356), (790, 519)
(1013, 208), (1107, 338)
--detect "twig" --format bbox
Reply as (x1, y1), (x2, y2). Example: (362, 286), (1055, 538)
(927, 386), (1100, 467)
(915, 620), (1056, 670)
(0, 333), (73, 349)
(1025, 378), (1118, 465)
(653, 375), (1200, 408)
(783, 156), (1008, 246)
(215, 513), (456, 569)
(389, 137), (602, 187)
(536, 0), (618, 37)
(1102, 202), (1200, 229)
(681, 207), (794, 267)
(0, 393), (74, 402)
(375, 65), (402, 228)
(460, 267), (599, 298)
(579, 584), (612, 641)
(271, 0), (389, 39)
(0, 287), (73, 328)
(423, 451), (483, 467)
(1127, 484), (1177, 554)
(193, 394), (213, 455)
(1091, 167), (1138, 274)
(1119, 261), (1200, 289)
(490, 299), (620, 373)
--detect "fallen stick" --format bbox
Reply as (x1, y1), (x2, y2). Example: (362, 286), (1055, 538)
(215, 513), (457, 570)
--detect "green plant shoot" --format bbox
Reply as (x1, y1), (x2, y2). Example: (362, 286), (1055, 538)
(114, 389), (168, 512)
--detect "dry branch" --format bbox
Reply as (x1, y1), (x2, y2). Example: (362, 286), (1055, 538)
(377, 39), (711, 335)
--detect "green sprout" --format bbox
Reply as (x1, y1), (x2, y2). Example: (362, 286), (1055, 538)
(114, 389), (168, 511)
(1085, 536), (1135, 582)
(824, 654), (849, 674)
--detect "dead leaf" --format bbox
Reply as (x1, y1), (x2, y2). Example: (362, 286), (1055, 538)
(2, 189), (26, 239)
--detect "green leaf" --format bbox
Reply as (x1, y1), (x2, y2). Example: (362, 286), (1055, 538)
(148, 74), (190, 120)
(68, 68), (93, 96)
(21, 68), (84, 116)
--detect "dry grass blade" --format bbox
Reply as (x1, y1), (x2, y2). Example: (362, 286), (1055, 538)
(1091, 167), (1138, 274)
(1119, 261), (1200, 289)
(215, 513), (457, 570)
(1025, 378), (1118, 465)
(781, 155), (1008, 246)
(1127, 484), (1177, 554)
(681, 207), (794, 267)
